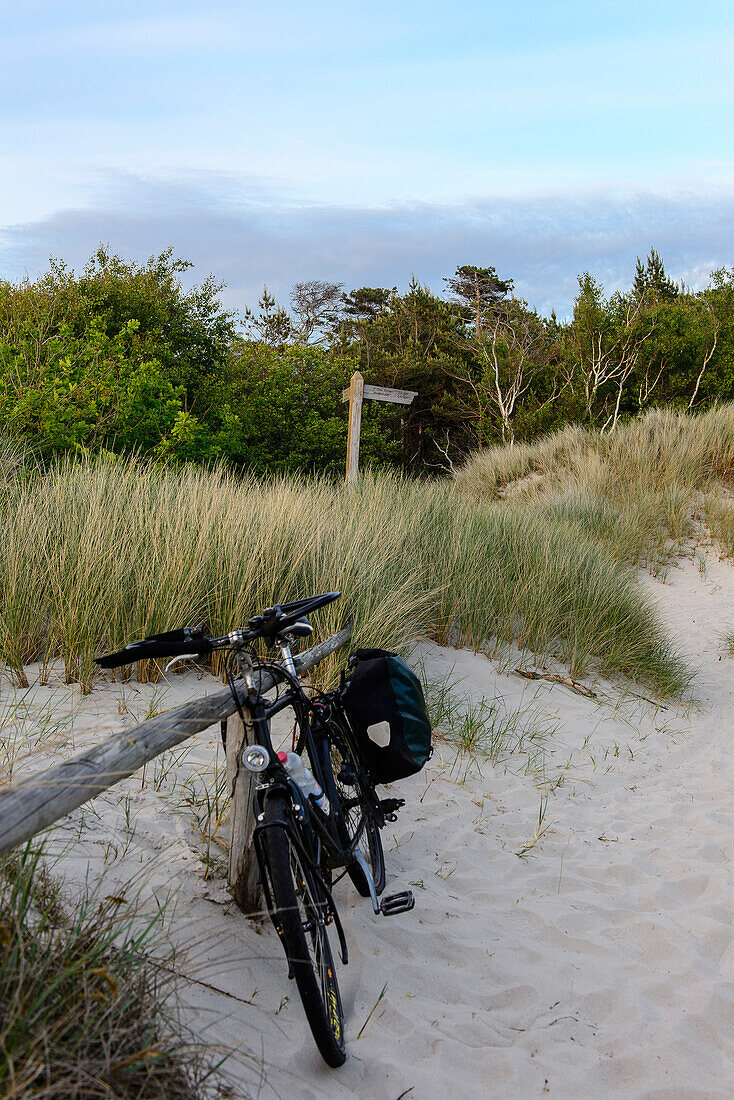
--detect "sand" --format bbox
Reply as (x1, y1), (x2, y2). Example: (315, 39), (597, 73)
(3, 548), (734, 1098)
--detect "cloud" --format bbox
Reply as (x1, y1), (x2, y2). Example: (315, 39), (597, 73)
(1, 173), (731, 318)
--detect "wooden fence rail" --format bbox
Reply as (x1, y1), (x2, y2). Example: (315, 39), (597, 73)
(0, 625), (353, 913)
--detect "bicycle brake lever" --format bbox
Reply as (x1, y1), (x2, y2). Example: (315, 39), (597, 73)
(164, 653), (197, 673)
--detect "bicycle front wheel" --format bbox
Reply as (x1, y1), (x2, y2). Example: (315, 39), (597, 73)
(262, 792), (346, 1067)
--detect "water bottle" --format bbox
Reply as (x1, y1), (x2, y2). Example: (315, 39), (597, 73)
(277, 751), (328, 811)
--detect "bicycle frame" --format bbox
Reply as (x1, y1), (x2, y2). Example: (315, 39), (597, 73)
(232, 638), (371, 954)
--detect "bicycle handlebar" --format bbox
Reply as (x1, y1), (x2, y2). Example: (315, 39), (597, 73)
(94, 591), (341, 669)
(248, 591), (341, 633)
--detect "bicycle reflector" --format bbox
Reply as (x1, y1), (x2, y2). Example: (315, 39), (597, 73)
(242, 746), (270, 772)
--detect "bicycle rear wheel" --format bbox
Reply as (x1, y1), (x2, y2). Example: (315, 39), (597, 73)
(262, 792), (346, 1067)
(325, 715), (386, 898)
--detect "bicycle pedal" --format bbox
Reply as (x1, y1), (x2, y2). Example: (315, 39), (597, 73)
(379, 797), (405, 822)
(379, 890), (415, 916)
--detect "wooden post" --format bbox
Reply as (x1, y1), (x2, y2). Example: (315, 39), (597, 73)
(342, 375), (418, 485)
(345, 370), (364, 485)
(225, 710), (261, 916)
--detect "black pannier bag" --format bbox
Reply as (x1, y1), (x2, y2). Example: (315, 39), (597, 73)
(340, 649), (432, 784)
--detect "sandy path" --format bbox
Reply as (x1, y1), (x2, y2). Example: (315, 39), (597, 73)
(4, 551), (734, 1098)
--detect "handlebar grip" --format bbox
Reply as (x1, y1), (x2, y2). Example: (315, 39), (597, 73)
(95, 627), (213, 669)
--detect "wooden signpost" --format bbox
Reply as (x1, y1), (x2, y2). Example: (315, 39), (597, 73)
(341, 370), (417, 484)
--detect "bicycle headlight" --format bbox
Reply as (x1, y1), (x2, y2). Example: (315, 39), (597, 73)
(242, 746), (270, 772)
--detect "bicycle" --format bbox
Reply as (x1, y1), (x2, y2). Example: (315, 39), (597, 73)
(96, 590), (415, 1067)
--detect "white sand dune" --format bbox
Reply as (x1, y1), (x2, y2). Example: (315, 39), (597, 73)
(4, 549), (734, 1098)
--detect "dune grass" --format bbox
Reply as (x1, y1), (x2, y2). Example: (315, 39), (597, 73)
(455, 406), (734, 501)
(0, 434), (31, 490)
(0, 450), (691, 696)
(705, 491), (734, 556)
(2, 410), (729, 1094)
(454, 406), (734, 569)
(0, 844), (213, 1099)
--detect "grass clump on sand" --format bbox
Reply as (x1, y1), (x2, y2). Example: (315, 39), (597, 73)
(0, 452), (690, 696)
(423, 671), (556, 779)
(0, 845), (212, 1099)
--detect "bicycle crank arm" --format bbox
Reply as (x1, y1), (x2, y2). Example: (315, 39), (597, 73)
(352, 850), (381, 913)
(352, 851), (416, 917)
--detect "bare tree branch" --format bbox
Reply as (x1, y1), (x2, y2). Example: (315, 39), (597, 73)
(688, 298), (720, 409)
(290, 280), (344, 344)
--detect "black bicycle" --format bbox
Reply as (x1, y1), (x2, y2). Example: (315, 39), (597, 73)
(96, 591), (414, 1067)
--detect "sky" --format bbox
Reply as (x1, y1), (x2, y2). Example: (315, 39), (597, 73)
(1, 0), (733, 317)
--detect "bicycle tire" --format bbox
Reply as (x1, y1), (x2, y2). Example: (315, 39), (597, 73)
(324, 714), (386, 898)
(262, 792), (346, 1068)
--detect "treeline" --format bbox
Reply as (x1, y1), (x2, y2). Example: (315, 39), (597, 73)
(1, 246), (732, 474)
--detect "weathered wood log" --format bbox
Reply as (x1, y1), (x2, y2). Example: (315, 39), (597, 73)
(514, 668), (597, 698)
(0, 624), (352, 858)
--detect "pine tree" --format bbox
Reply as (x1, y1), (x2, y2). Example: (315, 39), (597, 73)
(444, 265), (514, 341)
(341, 287), (392, 322)
(632, 248), (678, 302)
(243, 287), (293, 346)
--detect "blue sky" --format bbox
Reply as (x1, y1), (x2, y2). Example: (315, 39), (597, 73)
(2, 0), (733, 315)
